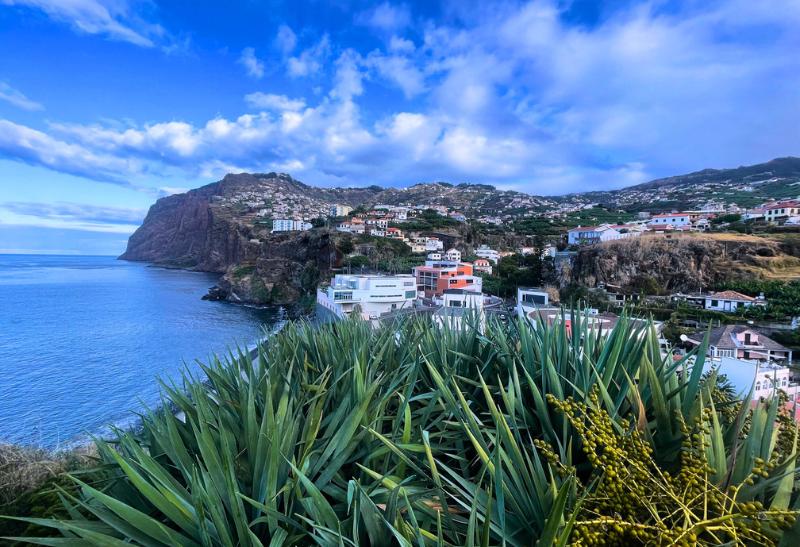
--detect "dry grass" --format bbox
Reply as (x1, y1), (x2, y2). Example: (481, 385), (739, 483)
(0, 443), (95, 505)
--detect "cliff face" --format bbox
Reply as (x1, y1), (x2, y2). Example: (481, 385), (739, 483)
(120, 174), (342, 306)
(566, 235), (800, 293)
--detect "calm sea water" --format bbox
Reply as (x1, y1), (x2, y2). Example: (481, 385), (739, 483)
(0, 254), (280, 448)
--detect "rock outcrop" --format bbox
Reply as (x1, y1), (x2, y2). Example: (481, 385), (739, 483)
(566, 235), (800, 293)
(120, 174), (342, 306)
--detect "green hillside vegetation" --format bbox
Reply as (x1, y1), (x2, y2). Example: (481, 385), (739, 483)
(714, 279), (800, 321)
(4, 314), (800, 545)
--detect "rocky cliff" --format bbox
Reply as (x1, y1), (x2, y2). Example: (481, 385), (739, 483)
(120, 173), (345, 306)
(566, 234), (800, 293)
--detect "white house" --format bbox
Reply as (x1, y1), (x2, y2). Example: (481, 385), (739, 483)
(272, 219), (312, 232)
(685, 325), (792, 363)
(475, 245), (500, 264)
(648, 213), (691, 228)
(764, 201), (800, 223)
(445, 248), (462, 262)
(704, 290), (765, 312)
(567, 225), (620, 245)
(317, 274), (417, 320)
(336, 219), (366, 234)
(427, 252), (442, 261)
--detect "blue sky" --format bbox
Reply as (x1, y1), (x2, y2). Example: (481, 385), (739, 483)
(0, 0), (798, 254)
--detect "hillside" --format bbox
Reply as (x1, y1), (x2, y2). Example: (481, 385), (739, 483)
(120, 158), (800, 305)
(562, 157), (800, 212)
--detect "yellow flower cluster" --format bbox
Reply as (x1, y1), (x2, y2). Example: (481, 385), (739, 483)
(540, 387), (797, 546)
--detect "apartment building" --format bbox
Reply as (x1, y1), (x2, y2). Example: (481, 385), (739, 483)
(413, 260), (482, 298)
(317, 274), (417, 320)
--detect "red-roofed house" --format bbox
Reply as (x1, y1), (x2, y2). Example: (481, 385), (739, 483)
(764, 201), (800, 223)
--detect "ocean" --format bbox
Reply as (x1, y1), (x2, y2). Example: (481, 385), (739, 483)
(0, 254), (280, 448)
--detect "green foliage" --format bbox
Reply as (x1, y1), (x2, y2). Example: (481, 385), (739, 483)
(712, 213), (743, 224)
(5, 314), (800, 545)
(336, 237), (355, 255)
(231, 265), (255, 279)
(396, 209), (460, 231)
(715, 280), (800, 320)
(492, 253), (545, 297)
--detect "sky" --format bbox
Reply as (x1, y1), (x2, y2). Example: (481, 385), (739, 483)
(0, 0), (798, 255)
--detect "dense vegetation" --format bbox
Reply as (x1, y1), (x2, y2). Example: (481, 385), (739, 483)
(715, 280), (800, 321)
(3, 314), (800, 545)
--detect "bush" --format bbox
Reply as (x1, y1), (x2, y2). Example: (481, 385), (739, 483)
(5, 315), (800, 545)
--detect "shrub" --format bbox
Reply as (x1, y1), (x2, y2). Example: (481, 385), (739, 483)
(4, 314), (800, 545)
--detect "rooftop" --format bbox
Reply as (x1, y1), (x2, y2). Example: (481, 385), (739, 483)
(708, 290), (756, 302)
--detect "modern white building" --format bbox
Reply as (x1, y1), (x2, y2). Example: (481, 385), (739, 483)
(427, 252), (442, 261)
(317, 274), (417, 320)
(433, 288), (486, 331)
(272, 219), (312, 232)
(567, 225), (621, 245)
(475, 245), (500, 264)
(516, 287), (550, 317)
(648, 213), (691, 228)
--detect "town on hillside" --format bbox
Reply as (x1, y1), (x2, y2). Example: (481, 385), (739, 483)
(304, 198), (800, 415)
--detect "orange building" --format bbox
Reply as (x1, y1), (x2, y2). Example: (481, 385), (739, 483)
(413, 261), (482, 298)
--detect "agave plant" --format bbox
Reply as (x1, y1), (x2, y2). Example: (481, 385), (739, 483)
(4, 310), (799, 545)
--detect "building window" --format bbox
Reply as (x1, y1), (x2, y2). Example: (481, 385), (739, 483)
(711, 300), (719, 307)
(756, 382), (761, 391)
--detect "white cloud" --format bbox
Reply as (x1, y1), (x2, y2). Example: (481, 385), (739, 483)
(1, 0), (798, 194)
(238, 47), (265, 78)
(388, 35), (415, 53)
(1, 0), (165, 47)
(365, 52), (425, 98)
(0, 201), (144, 233)
(0, 82), (44, 111)
(275, 24), (297, 54)
(287, 35), (330, 77)
(0, 119), (141, 185)
(356, 2), (411, 33)
(244, 92), (306, 111)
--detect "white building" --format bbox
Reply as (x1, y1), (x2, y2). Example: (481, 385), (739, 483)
(764, 201), (800, 223)
(567, 225), (620, 245)
(425, 238), (444, 251)
(427, 252), (442, 261)
(699, 357), (797, 401)
(704, 290), (765, 312)
(648, 213), (691, 228)
(330, 204), (353, 217)
(317, 274), (417, 320)
(475, 245), (500, 264)
(272, 219), (312, 232)
(445, 248), (462, 262)
(433, 289), (486, 331)
(516, 287), (550, 317)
